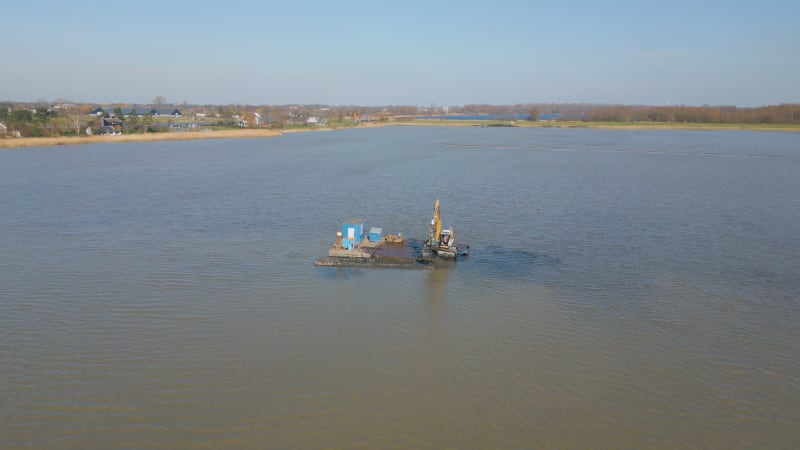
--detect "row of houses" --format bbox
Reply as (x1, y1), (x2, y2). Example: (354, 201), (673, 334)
(87, 107), (184, 135)
(90, 106), (183, 117)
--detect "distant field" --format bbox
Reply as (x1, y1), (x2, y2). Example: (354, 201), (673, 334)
(405, 118), (800, 132)
(536, 121), (800, 131)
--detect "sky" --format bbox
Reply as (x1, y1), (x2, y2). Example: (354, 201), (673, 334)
(2, 0), (798, 107)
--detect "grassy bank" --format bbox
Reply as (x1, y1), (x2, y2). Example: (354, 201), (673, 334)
(0, 128), (282, 149)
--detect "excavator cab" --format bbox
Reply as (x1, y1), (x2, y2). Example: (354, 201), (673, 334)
(439, 229), (451, 247)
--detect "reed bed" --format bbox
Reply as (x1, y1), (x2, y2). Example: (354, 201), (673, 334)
(0, 129), (282, 149)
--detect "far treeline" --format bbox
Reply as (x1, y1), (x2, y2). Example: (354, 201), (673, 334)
(460, 103), (800, 124)
(2, 101), (799, 138)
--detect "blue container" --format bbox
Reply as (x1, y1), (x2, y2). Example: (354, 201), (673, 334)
(368, 227), (383, 242)
(342, 220), (364, 249)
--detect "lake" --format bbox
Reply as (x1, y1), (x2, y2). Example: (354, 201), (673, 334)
(1, 126), (799, 448)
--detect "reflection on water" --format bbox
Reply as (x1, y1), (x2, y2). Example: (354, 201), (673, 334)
(1, 127), (799, 448)
(423, 265), (451, 345)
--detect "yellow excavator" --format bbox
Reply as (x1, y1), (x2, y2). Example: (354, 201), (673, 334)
(421, 199), (458, 260)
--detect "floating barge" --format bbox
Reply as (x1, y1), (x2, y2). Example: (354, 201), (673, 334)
(313, 218), (430, 268)
(314, 201), (469, 268)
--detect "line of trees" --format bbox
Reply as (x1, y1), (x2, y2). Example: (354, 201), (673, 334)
(572, 103), (800, 124)
(0, 104), (87, 137)
(417, 103), (800, 124)
(461, 103), (800, 124)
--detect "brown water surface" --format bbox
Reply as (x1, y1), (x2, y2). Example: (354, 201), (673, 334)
(1, 127), (799, 448)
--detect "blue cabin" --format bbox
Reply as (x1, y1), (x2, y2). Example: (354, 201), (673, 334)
(341, 219), (364, 250)
(368, 227), (383, 242)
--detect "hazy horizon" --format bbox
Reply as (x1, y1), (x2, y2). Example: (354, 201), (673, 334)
(2, 99), (798, 109)
(2, 1), (798, 107)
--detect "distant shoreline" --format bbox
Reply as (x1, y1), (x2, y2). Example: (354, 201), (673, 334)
(400, 119), (800, 132)
(0, 129), (282, 149)
(2, 120), (798, 149)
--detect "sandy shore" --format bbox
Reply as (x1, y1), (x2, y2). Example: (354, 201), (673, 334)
(2, 121), (797, 149)
(0, 128), (282, 149)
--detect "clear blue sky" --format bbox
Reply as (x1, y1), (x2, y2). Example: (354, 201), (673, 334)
(2, 0), (798, 107)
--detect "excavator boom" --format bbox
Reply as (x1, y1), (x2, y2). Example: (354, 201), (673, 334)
(433, 199), (442, 241)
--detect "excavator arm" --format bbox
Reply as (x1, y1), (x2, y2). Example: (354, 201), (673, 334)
(432, 199), (442, 242)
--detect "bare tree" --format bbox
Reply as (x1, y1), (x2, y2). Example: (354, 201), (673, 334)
(65, 104), (91, 134)
(153, 96), (167, 106)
